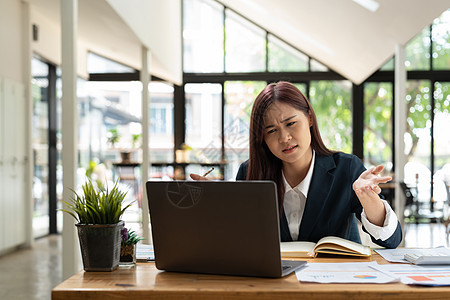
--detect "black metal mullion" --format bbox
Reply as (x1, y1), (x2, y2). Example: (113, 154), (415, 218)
(89, 72), (161, 82)
(430, 81), (435, 211)
(183, 71), (346, 83)
(221, 82), (225, 167)
(352, 84), (364, 159)
(174, 85), (185, 156)
(265, 32), (269, 72)
(429, 25), (434, 212)
(48, 63), (57, 234)
(429, 25), (433, 71)
(391, 78), (396, 173)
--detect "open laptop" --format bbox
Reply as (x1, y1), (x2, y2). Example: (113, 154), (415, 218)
(146, 180), (306, 278)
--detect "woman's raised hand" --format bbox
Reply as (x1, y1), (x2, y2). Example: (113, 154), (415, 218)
(353, 165), (391, 195)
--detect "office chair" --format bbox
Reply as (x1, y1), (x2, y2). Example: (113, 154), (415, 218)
(401, 181), (444, 225)
(400, 182), (417, 220)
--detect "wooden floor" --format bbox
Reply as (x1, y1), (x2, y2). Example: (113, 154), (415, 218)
(0, 223), (448, 300)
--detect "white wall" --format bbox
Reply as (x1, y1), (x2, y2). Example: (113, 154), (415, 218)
(30, 7), (89, 79)
(0, 0), (23, 82)
(0, 0), (30, 254)
(0, 79), (27, 253)
(30, 8), (61, 66)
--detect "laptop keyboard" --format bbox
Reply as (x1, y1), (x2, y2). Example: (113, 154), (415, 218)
(282, 265), (291, 271)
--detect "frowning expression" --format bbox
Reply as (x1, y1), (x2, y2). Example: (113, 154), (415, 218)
(263, 101), (312, 165)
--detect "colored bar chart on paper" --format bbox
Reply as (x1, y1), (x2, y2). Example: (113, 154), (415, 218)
(371, 264), (450, 286)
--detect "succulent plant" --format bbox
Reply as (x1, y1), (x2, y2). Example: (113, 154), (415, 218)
(61, 179), (132, 224)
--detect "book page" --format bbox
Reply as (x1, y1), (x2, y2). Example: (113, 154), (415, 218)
(314, 236), (371, 257)
(280, 241), (316, 258)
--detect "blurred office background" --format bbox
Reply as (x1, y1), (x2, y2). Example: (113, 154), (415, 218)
(0, 0), (449, 298)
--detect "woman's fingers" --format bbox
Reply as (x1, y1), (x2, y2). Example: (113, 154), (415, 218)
(371, 165), (384, 175)
(361, 168), (374, 177)
(189, 173), (209, 181)
(371, 185), (382, 194)
(354, 165), (391, 195)
(355, 186), (377, 200)
(357, 183), (382, 194)
(370, 175), (392, 185)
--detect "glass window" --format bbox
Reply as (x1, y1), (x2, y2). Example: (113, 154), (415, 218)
(293, 83), (307, 96)
(433, 81), (450, 206)
(31, 57), (50, 238)
(185, 83), (222, 164)
(380, 57), (394, 71)
(310, 59), (328, 72)
(183, 0), (224, 73)
(309, 81), (352, 153)
(87, 52), (135, 73)
(268, 34), (308, 72)
(404, 80), (431, 207)
(432, 9), (450, 70)
(149, 82), (175, 163)
(363, 82), (393, 171)
(56, 69), (63, 233)
(224, 81), (266, 180)
(405, 27), (431, 70)
(225, 9), (266, 72)
(79, 80), (174, 223)
(80, 81), (143, 166)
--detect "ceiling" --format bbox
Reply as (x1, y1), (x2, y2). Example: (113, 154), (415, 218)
(28, 0), (182, 85)
(28, 0), (448, 85)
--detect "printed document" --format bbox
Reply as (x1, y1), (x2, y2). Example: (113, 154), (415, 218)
(295, 261), (398, 284)
(136, 244), (154, 262)
(371, 263), (450, 286)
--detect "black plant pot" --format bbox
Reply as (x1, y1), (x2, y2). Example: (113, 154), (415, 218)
(76, 221), (124, 271)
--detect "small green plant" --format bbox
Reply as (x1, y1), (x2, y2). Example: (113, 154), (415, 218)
(180, 142), (192, 150)
(61, 179), (133, 224)
(107, 127), (120, 148)
(85, 160), (97, 179)
(131, 133), (141, 148)
(121, 225), (144, 246)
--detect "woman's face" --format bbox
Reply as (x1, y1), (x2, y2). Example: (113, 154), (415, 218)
(263, 101), (312, 166)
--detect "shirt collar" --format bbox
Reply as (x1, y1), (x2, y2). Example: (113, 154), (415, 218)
(282, 150), (316, 197)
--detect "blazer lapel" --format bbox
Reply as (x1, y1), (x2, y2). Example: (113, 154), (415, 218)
(298, 154), (336, 241)
(280, 209), (292, 241)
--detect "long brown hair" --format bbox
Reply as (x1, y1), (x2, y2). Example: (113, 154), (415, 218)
(247, 81), (335, 212)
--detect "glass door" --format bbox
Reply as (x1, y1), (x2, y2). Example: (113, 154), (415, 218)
(31, 58), (50, 237)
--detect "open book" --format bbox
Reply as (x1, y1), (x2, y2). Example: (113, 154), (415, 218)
(280, 236), (371, 258)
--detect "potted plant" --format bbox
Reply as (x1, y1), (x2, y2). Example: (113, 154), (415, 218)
(61, 179), (133, 271)
(107, 127), (120, 148)
(120, 224), (144, 265)
(131, 133), (141, 149)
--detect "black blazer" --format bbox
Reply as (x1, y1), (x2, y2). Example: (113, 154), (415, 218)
(236, 152), (402, 249)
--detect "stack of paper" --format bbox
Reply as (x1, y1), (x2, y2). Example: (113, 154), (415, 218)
(136, 244), (154, 262)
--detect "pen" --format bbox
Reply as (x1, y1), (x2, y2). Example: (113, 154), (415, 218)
(202, 167), (214, 177)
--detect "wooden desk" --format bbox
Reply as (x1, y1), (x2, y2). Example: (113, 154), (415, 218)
(52, 253), (450, 299)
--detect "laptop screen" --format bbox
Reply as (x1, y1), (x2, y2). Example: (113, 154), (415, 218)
(146, 180), (291, 277)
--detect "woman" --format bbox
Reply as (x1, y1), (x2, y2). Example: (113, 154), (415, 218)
(192, 81), (402, 248)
